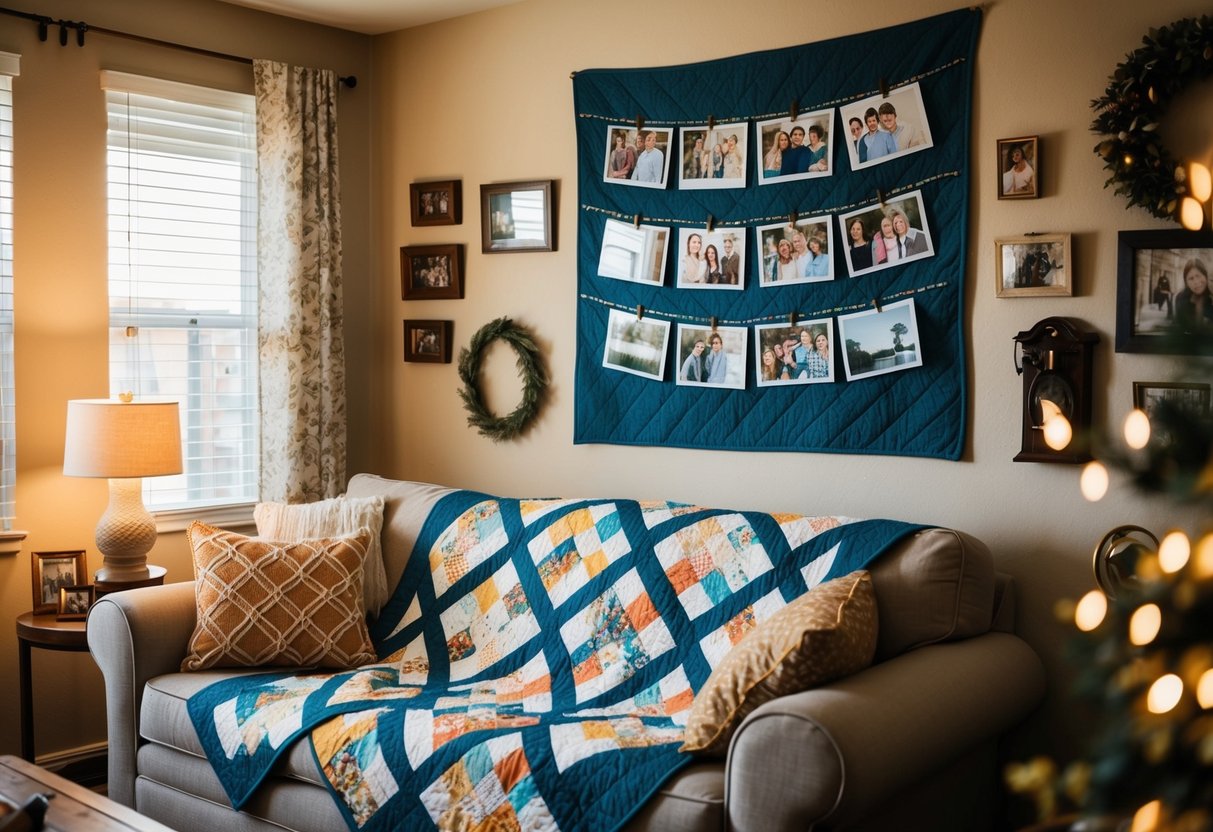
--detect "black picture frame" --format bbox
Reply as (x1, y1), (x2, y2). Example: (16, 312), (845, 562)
(403, 320), (453, 363)
(400, 244), (464, 300)
(480, 180), (556, 253)
(1116, 229), (1213, 354)
(409, 180), (461, 227)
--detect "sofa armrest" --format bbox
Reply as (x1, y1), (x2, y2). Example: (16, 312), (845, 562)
(86, 581), (198, 808)
(725, 631), (1045, 832)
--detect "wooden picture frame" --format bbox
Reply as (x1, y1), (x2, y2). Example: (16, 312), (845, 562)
(400, 244), (464, 300)
(480, 180), (555, 253)
(997, 135), (1039, 199)
(409, 180), (461, 227)
(31, 550), (87, 614)
(57, 584), (95, 621)
(403, 319), (453, 363)
(1133, 380), (1212, 417)
(995, 234), (1072, 297)
(1115, 228), (1213, 354)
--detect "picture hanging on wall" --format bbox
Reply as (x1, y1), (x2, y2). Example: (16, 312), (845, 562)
(674, 324), (747, 389)
(755, 109), (835, 183)
(756, 216), (833, 286)
(480, 180), (555, 253)
(409, 180), (461, 226)
(597, 218), (671, 286)
(839, 299), (923, 381)
(603, 125), (672, 189)
(997, 136), (1039, 199)
(754, 319), (835, 385)
(603, 308), (670, 381)
(678, 122), (749, 188)
(1115, 228), (1213, 354)
(675, 227), (745, 289)
(400, 244), (463, 300)
(839, 83), (934, 170)
(995, 233), (1071, 297)
(838, 190), (934, 278)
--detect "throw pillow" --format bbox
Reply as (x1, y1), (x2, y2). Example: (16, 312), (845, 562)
(182, 521), (377, 672)
(681, 569), (878, 756)
(254, 495), (389, 616)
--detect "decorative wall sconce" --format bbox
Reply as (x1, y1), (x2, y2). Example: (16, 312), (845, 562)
(1012, 317), (1098, 463)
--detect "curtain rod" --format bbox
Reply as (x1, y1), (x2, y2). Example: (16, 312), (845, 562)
(0, 5), (357, 87)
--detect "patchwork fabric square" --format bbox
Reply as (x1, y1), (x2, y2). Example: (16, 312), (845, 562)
(698, 589), (788, 667)
(215, 675), (329, 760)
(550, 717), (685, 773)
(419, 733), (555, 830)
(314, 709), (399, 828)
(528, 502), (631, 608)
(654, 513), (773, 619)
(429, 500), (508, 598)
(520, 498), (583, 527)
(639, 500), (707, 529)
(562, 666), (695, 726)
(440, 560), (540, 681)
(775, 514), (849, 551)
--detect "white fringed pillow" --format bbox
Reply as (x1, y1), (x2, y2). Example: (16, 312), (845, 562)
(255, 495), (389, 616)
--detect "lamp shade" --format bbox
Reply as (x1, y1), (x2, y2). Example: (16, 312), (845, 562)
(63, 399), (183, 479)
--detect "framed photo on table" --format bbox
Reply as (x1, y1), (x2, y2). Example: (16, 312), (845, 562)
(1115, 229), (1213, 354)
(31, 550), (87, 614)
(57, 584), (95, 621)
(400, 244), (463, 300)
(409, 180), (461, 227)
(480, 180), (555, 253)
(995, 234), (1072, 297)
(997, 135), (1039, 199)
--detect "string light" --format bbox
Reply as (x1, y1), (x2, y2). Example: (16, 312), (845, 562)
(1181, 161), (1212, 231)
(1130, 799), (1162, 832)
(1080, 461), (1109, 502)
(1129, 603), (1161, 646)
(1158, 531), (1191, 574)
(1197, 668), (1213, 709)
(1075, 589), (1107, 631)
(1043, 412), (1073, 451)
(1146, 674), (1183, 714)
(1123, 408), (1150, 450)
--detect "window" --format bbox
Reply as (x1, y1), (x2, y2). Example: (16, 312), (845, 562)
(0, 53), (19, 531)
(103, 72), (258, 513)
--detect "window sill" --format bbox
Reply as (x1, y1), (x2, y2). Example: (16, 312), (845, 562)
(0, 529), (28, 556)
(154, 503), (256, 534)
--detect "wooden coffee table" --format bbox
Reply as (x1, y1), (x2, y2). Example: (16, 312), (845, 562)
(0, 755), (175, 831)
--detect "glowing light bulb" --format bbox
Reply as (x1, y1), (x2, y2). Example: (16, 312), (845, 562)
(1198, 668), (1213, 709)
(1043, 413), (1073, 451)
(1130, 799), (1161, 832)
(1158, 531), (1191, 574)
(1195, 533), (1213, 579)
(1129, 603), (1161, 646)
(1123, 409), (1151, 449)
(1080, 461), (1109, 502)
(1147, 674), (1183, 714)
(1191, 161), (1212, 202)
(1074, 590), (1107, 631)
(1181, 196), (1206, 230)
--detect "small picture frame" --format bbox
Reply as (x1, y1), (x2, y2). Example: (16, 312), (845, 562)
(997, 136), (1039, 199)
(409, 180), (461, 227)
(403, 319), (452, 363)
(480, 180), (555, 253)
(401, 244), (463, 300)
(1116, 229), (1213, 354)
(57, 584), (95, 621)
(1133, 381), (1211, 418)
(31, 550), (87, 614)
(995, 234), (1072, 297)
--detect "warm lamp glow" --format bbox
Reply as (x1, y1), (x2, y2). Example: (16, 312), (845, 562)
(1130, 799), (1162, 832)
(1042, 414), (1073, 451)
(1075, 589), (1108, 631)
(1181, 196), (1206, 231)
(1123, 409), (1151, 450)
(1191, 161), (1212, 202)
(1195, 533), (1213, 579)
(1081, 461), (1109, 501)
(1146, 674), (1183, 714)
(1129, 603), (1162, 646)
(1158, 531), (1191, 574)
(1198, 668), (1213, 709)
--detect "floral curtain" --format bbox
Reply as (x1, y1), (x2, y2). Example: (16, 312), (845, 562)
(253, 60), (346, 503)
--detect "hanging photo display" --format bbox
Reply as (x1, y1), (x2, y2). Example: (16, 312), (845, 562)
(755, 109), (835, 183)
(603, 308), (670, 381)
(755, 216), (833, 286)
(603, 125), (673, 188)
(675, 227), (746, 289)
(598, 218), (672, 286)
(679, 122), (749, 189)
(754, 319), (835, 385)
(837, 190), (934, 278)
(839, 299), (923, 381)
(839, 82), (934, 170)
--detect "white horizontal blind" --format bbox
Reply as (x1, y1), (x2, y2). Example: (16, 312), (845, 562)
(103, 73), (259, 510)
(0, 61), (18, 529)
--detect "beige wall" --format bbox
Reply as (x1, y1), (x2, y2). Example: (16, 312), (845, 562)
(0, 0), (372, 759)
(371, 0), (1211, 763)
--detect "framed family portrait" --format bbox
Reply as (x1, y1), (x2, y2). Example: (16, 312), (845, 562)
(997, 136), (1039, 199)
(403, 319), (452, 363)
(1115, 229), (1213, 354)
(995, 234), (1072, 297)
(401, 244), (463, 300)
(409, 180), (461, 226)
(480, 180), (555, 253)
(31, 550), (87, 614)
(57, 584), (95, 621)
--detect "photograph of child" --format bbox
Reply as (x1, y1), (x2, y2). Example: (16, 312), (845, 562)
(754, 319), (835, 385)
(598, 218), (671, 286)
(603, 307), (670, 380)
(603, 125), (673, 190)
(839, 299), (924, 381)
(755, 216), (833, 287)
(837, 190), (934, 278)
(840, 83), (933, 171)
(755, 109), (835, 184)
(676, 228), (746, 290)
(675, 324), (747, 389)
(678, 122), (748, 189)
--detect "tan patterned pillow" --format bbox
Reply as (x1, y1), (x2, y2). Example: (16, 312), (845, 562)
(681, 570), (878, 756)
(182, 521), (377, 672)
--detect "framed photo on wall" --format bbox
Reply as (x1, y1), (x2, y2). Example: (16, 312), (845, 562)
(403, 320), (452, 363)
(409, 180), (461, 227)
(997, 135), (1039, 199)
(31, 550), (87, 614)
(480, 180), (555, 253)
(57, 584), (95, 621)
(400, 244), (463, 300)
(1116, 229), (1213, 354)
(995, 233), (1072, 297)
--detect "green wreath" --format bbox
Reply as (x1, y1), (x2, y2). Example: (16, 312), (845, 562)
(458, 317), (548, 442)
(1090, 16), (1213, 220)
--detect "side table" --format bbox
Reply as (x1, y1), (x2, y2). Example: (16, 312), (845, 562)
(16, 613), (87, 763)
(0, 754), (175, 831)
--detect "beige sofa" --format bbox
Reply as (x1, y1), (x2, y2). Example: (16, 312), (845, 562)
(88, 474), (1046, 832)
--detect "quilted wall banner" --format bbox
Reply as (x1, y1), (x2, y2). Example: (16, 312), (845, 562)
(572, 9), (982, 459)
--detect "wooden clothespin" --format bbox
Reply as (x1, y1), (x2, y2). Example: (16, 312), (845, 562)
(710, 316), (718, 331)
(788, 311), (798, 327)
(788, 210), (798, 228)
(877, 188), (886, 207)
(879, 77), (889, 98)
(790, 99), (799, 121)
(872, 297), (883, 313)
(636, 114), (645, 131)
(636, 305), (645, 321)
(633, 213), (642, 229)
(707, 114), (716, 131)
(706, 215), (715, 233)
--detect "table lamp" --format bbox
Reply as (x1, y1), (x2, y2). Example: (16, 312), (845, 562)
(63, 398), (182, 584)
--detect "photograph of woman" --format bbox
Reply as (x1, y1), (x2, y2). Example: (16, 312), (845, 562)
(838, 190), (935, 277)
(1175, 257), (1213, 333)
(756, 109), (835, 185)
(999, 139), (1037, 198)
(676, 324), (747, 389)
(762, 130), (788, 178)
(846, 217), (874, 273)
(754, 320), (834, 386)
(677, 228), (746, 290)
(757, 217), (833, 287)
(704, 244), (723, 283)
(607, 130), (635, 180)
(680, 122), (748, 189)
(680, 232), (707, 284)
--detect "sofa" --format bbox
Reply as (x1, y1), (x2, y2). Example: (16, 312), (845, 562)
(88, 474), (1046, 832)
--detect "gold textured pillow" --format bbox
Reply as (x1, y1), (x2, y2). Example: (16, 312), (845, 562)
(681, 570), (878, 755)
(182, 521), (377, 672)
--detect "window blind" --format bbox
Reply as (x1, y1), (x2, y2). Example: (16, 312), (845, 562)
(0, 57), (19, 530)
(103, 72), (259, 511)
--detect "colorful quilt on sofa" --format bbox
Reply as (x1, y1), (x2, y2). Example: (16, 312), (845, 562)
(187, 490), (920, 831)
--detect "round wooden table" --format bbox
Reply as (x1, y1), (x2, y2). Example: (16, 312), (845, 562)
(16, 612), (88, 762)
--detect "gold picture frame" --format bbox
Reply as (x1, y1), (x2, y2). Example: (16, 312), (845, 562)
(31, 550), (87, 614)
(995, 233), (1072, 298)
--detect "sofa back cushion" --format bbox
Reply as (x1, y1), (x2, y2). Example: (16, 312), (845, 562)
(346, 475), (456, 596)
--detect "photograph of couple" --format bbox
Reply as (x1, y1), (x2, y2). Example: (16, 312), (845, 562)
(598, 218), (671, 286)
(676, 228), (746, 290)
(756, 109), (834, 184)
(678, 122), (749, 189)
(754, 319), (835, 385)
(840, 83), (934, 171)
(756, 216), (833, 286)
(676, 324), (747, 389)
(603, 125), (673, 189)
(838, 190), (934, 278)
(839, 299), (923, 381)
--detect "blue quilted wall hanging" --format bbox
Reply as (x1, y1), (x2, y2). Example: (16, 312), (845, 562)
(572, 8), (981, 459)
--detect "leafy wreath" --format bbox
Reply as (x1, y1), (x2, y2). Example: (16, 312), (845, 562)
(1090, 16), (1213, 220)
(458, 317), (548, 442)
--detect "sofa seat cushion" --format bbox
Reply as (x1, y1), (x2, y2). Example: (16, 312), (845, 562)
(141, 671), (326, 788)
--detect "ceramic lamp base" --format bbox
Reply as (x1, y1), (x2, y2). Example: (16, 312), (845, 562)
(93, 477), (156, 583)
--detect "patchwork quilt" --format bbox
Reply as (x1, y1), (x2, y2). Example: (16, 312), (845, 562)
(187, 490), (921, 831)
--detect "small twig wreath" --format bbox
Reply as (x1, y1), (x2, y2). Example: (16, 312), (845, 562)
(1090, 16), (1213, 220)
(458, 317), (548, 442)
